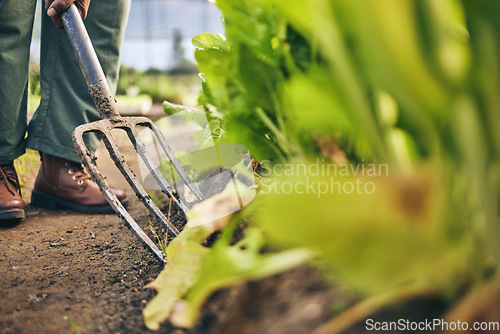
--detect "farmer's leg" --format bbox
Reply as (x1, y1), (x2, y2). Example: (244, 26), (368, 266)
(0, 0), (36, 164)
(0, 0), (37, 220)
(26, 0), (131, 162)
(28, 0), (131, 214)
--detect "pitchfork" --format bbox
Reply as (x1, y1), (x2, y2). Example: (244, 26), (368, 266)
(61, 4), (204, 263)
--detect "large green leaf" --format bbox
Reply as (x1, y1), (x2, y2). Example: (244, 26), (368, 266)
(143, 227), (211, 330)
(193, 33), (230, 52)
(144, 226), (310, 330)
(256, 166), (467, 294)
(170, 228), (311, 327)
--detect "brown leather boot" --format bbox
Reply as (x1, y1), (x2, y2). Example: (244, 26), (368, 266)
(0, 163), (25, 220)
(31, 153), (128, 214)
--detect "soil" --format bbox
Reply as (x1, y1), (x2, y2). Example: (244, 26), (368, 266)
(0, 135), (337, 334)
(0, 143), (164, 334)
(88, 84), (117, 118)
(0, 132), (456, 334)
(192, 266), (339, 334)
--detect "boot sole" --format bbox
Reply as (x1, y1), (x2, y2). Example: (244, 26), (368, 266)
(0, 209), (25, 220)
(31, 190), (128, 214)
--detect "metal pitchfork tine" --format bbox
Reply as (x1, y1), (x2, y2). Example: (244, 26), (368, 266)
(61, 4), (204, 263)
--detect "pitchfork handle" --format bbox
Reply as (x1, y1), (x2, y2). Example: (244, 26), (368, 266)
(61, 4), (120, 120)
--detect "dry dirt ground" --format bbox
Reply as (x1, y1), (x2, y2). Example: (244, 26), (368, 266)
(0, 141), (167, 334)
(0, 133), (450, 334)
(0, 137), (337, 334)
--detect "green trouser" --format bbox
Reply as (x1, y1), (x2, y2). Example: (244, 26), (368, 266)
(0, 0), (131, 165)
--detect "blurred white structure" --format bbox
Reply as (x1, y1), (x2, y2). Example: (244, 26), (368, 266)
(30, 0), (224, 71)
(122, 0), (224, 70)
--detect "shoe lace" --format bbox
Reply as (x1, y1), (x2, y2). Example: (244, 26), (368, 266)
(0, 164), (20, 196)
(65, 162), (92, 184)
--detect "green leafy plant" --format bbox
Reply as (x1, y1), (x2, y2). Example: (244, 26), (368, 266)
(149, 219), (169, 255)
(193, 1), (304, 162)
(143, 221), (310, 330)
(144, 0), (500, 330)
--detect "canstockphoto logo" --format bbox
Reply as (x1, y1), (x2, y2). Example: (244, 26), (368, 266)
(137, 107), (256, 227)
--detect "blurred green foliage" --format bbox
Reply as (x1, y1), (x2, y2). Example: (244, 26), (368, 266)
(28, 58), (41, 114)
(193, 2), (302, 162)
(29, 58), (41, 97)
(117, 67), (175, 103)
(144, 223), (310, 330)
(194, 0), (500, 283)
(117, 66), (200, 104)
(247, 0), (500, 295)
(146, 0), (500, 330)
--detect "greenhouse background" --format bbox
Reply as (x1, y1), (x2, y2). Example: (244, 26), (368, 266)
(30, 0), (224, 71)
